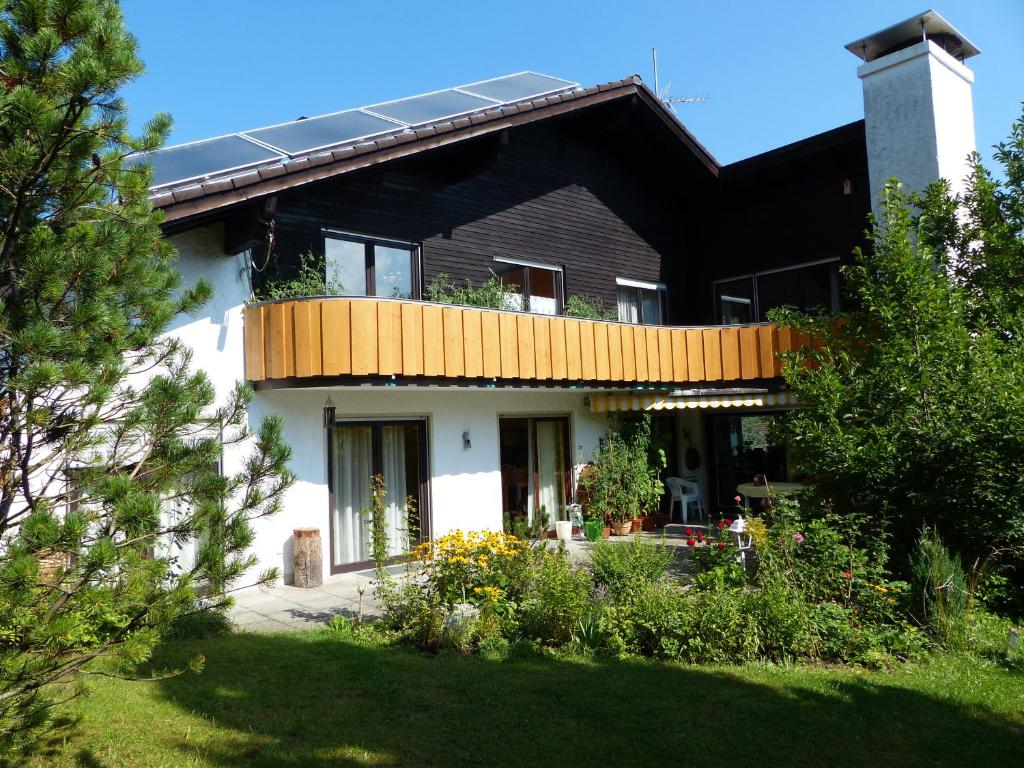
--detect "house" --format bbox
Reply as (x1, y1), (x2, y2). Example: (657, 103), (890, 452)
(143, 11), (979, 580)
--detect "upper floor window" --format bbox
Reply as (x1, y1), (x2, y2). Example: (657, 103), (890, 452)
(713, 258), (840, 324)
(616, 278), (666, 325)
(495, 258), (563, 316)
(324, 230), (420, 299)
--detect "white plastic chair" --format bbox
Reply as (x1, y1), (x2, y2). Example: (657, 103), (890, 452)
(666, 477), (706, 524)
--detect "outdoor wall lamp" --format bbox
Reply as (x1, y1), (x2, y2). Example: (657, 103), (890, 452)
(322, 395), (336, 428)
(463, 430), (472, 450)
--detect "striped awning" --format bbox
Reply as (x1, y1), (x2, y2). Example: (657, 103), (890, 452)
(589, 391), (798, 413)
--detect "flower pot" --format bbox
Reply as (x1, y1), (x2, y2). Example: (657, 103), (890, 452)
(630, 517), (642, 533)
(640, 515), (657, 532)
(584, 519), (603, 542)
(611, 520), (633, 536)
(602, 526), (611, 539)
(555, 520), (572, 543)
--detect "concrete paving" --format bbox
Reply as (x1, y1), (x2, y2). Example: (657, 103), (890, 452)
(230, 524), (708, 632)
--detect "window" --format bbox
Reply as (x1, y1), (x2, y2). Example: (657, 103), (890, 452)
(328, 419), (428, 572)
(324, 230), (420, 299)
(495, 258), (563, 315)
(499, 416), (571, 530)
(616, 278), (666, 325)
(713, 259), (840, 324)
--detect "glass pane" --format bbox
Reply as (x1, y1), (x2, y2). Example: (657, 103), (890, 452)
(499, 418), (531, 532)
(374, 246), (413, 299)
(325, 238), (366, 296)
(715, 277), (755, 325)
(381, 425), (422, 555)
(756, 262), (835, 320)
(132, 135), (283, 187)
(501, 268), (525, 311)
(535, 420), (567, 525)
(640, 288), (663, 325)
(246, 110), (401, 154)
(528, 267), (557, 315)
(617, 287), (639, 323)
(462, 73), (576, 103)
(368, 90), (494, 126)
(711, 414), (789, 513)
(331, 425), (374, 566)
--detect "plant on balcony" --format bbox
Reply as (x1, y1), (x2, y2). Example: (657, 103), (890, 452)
(564, 293), (617, 321)
(425, 272), (520, 309)
(253, 251), (345, 302)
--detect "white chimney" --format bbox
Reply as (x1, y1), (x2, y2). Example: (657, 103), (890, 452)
(847, 10), (980, 217)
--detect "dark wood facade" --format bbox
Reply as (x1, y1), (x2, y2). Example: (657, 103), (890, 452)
(254, 99), (717, 325)
(239, 100), (869, 328)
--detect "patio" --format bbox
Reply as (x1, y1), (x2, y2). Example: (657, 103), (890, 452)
(229, 525), (704, 632)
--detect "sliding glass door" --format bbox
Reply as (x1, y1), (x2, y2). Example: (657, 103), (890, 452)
(329, 420), (428, 572)
(499, 416), (570, 531)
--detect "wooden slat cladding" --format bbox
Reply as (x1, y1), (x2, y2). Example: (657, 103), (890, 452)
(244, 298), (801, 386)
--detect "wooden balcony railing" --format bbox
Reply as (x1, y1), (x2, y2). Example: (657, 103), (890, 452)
(243, 297), (808, 386)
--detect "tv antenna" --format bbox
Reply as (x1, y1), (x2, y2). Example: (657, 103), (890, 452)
(651, 48), (709, 111)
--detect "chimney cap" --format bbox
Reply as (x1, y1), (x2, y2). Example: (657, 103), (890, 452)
(845, 9), (979, 63)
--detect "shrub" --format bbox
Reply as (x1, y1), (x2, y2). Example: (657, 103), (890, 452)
(602, 579), (688, 658)
(519, 549), (591, 645)
(410, 530), (531, 605)
(911, 527), (969, 649)
(590, 536), (675, 597)
(425, 272), (519, 309)
(563, 294), (617, 320)
(579, 415), (664, 523)
(254, 251), (344, 301)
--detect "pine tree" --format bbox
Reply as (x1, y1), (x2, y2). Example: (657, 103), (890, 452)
(0, 0), (293, 752)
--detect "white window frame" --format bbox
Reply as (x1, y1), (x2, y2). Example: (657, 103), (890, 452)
(493, 257), (564, 315)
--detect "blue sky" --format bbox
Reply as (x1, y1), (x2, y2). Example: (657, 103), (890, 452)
(121, 0), (1022, 168)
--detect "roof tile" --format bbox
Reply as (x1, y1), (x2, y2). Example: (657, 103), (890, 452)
(232, 170), (261, 188)
(258, 164), (286, 180)
(283, 157), (311, 173)
(172, 184), (204, 202)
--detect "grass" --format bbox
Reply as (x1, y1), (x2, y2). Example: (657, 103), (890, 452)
(25, 630), (1024, 768)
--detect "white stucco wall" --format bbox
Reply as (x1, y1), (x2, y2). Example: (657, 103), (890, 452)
(858, 40), (977, 216)
(247, 387), (610, 583)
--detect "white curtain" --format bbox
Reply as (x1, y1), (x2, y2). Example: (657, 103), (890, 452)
(332, 426), (373, 566)
(381, 426), (409, 557)
(617, 287), (639, 323)
(535, 421), (566, 526)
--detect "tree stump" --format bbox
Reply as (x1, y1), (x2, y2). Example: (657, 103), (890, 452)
(293, 528), (323, 588)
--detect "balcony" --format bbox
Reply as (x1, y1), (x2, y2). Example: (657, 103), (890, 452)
(243, 297), (807, 386)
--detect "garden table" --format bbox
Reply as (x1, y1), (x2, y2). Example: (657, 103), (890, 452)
(736, 482), (805, 507)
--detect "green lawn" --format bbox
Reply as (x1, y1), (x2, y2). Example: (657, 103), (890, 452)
(27, 631), (1024, 768)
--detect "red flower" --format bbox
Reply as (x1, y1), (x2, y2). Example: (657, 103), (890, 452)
(686, 538), (696, 547)
(843, 570), (853, 580)
(724, 519), (733, 526)
(717, 520), (726, 529)
(697, 531), (704, 542)
(685, 528), (693, 536)
(717, 543), (726, 551)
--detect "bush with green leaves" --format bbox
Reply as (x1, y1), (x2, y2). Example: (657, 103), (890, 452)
(910, 527), (969, 649)
(579, 415), (664, 523)
(589, 536), (675, 597)
(424, 272), (520, 309)
(518, 547), (592, 645)
(253, 251), (344, 302)
(771, 110), (1024, 577)
(563, 293), (617, 320)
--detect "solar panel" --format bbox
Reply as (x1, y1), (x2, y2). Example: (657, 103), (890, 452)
(461, 72), (576, 103)
(367, 89), (496, 126)
(142, 72), (580, 189)
(246, 109), (403, 155)
(132, 134), (284, 187)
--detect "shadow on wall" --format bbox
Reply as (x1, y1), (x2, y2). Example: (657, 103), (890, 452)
(61, 633), (1024, 767)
